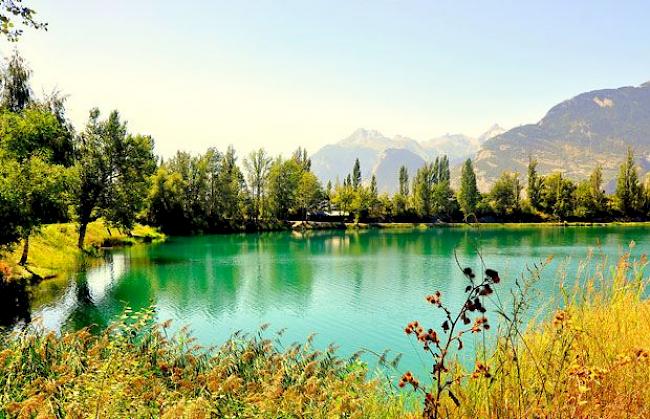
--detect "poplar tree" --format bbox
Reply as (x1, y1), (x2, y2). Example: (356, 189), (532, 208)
(352, 158), (361, 189)
(457, 159), (480, 219)
(527, 157), (543, 211)
(614, 147), (641, 216)
(398, 165), (409, 196)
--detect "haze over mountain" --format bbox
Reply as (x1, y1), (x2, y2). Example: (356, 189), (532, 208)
(474, 82), (650, 191)
(311, 125), (503, 192)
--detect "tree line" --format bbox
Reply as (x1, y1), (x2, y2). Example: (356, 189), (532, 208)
(0, 51), (156, 265)
(3, 50), (650, 267)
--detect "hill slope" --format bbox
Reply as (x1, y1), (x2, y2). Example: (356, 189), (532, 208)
(474, 82), (650, 190)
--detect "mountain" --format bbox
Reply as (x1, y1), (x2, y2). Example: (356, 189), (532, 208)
(477, 123), (506, 143)
(371, 148), (426, 194)
(311, 126), (501, 192)
(422, 134), (479, 165)
(474, 82), (650, 191)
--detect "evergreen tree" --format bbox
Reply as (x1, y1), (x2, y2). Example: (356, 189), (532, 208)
(457, 158), (480, 219)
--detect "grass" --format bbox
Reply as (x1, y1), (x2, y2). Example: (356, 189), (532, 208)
(0, 220), (164, 281)
(0, 310), (413, 418)
(400, 249), (650, 418)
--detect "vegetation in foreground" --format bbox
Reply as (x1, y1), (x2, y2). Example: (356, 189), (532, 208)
(1, 251), (649, 418)
(398, 250), (650, 418)
(0, 309), (411, 418)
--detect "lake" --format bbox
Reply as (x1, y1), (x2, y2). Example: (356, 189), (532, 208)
(26, 226), (650, 374)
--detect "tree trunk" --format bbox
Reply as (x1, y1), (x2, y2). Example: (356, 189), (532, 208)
(78, 222), (88, 249)
(19, 235), (29, 266)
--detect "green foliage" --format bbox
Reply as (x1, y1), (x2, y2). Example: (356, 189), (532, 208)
(411, 158), (454, 219)
(489, 172), (521, 217)
(614, 147), (642, 216)
(574, 166), (605, 218)
(147, 148), (247, 234)
(0, 51), (31, 111)
(457, 159), (480, 220)
(243, 148), (271, 222)
(73, 109), (156, 247)
(539, 172), (575, 220)
(352, 158), (362, 189)
(399, 165), (409, 196)
(0, 106), (74, 165)
(267, 157), (302, 220)
(296, 171), (323, 220)
(527, 157), (543, 211)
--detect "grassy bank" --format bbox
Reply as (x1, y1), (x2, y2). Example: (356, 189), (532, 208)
(0, 221), (164, 281)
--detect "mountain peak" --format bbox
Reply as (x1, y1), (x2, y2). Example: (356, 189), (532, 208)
(478, 124), (506, 143)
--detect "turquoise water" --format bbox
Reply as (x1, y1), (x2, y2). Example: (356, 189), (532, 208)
(29, 226), (649, 373)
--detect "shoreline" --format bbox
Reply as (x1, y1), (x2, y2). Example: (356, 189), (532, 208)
(289, 220), (650, 231)
(0, 221), (165, 284)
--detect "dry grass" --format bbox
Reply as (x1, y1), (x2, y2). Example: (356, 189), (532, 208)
(0, 310), (412, 418)
(416, 250), (650, 418)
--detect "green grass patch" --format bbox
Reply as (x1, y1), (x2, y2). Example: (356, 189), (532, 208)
(0, 221), (164, 281)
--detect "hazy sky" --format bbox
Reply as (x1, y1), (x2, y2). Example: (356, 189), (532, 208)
(8, 0), (650, 157)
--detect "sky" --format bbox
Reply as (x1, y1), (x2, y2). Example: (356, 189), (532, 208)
(6, 0), (650, 158)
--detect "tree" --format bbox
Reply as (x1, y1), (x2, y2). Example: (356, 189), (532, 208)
(14, 156), (70, 264)
(352, 158), (361, 189)
(147, 164), (188, 234)
(432, 180), (457, 220)
(292, 147), (311, 172)
(413, 163), (435, 217)
(331, 181), (354, 216)
(614, 148), (641, 216)
(1, 51), (31, 112)
(351, 185), (373, 222)
(243, 148), (271, 223)
(574, 165), (606, 218)
(73, 109), (155, 248)
(527, 157), (543, 211)
(457, 159), (480, 220)
(215, 146), (246, 222)
(0, 105), (74, 165)
(398, 165), (409, 196)
(267, 157), (301, 220)
(324, 180), (332, 212)
(0, 0), (47, 41)
(541, 172), (575, 220)
(296, 171), (322, 220)
(490, 172), (521, 217)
